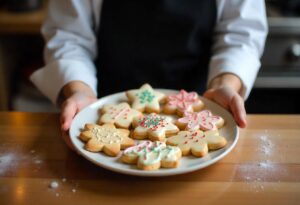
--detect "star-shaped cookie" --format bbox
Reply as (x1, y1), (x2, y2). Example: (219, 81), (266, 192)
(99, 102), (142, 129)
(166, 130), (227, 157)
(126, 84), (165, 113)
(132, 113), (179, 141)
(79, 123), (134, 156)
(177, 110), (224, 131)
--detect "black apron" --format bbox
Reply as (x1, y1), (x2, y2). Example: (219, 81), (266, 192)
(96, 0), (216, 97)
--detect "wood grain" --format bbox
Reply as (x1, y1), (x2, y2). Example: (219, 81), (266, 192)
(0, 112), (299, 205)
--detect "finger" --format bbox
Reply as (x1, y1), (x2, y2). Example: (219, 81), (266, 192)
(230, 95), (247, 128)
(60, 100), (77, 131)
(61, 130), (76, 151)
(203, 89), (215, 99)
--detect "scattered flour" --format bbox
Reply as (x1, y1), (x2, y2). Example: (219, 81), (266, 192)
(259, 134), (274, 156)
(34, 159), (43, 164)
(0, 153), (16, 174)
(238, 132), (279, 193)
(258, 161), (273, 169)
(49, 181), (59, 189)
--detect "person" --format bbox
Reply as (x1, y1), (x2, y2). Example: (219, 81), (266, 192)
(30, 0), (268, 147)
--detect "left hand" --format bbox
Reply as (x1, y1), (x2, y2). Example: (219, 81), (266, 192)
(203, 73), (247, 128)
(203, 86), (247, 128)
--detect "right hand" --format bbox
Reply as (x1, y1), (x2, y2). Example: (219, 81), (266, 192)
(60, 92), (97, 131)
(58, 81), (97, 150)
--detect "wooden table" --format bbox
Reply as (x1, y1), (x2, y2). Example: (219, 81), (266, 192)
(0, 112), (299, 205)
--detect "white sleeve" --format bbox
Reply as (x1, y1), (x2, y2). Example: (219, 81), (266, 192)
(208, 0), (268, 99)
(30, 0), (102, 104)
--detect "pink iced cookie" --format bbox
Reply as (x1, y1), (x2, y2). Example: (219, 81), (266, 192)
(99, 102), (142, 129)
(164, 89), (204, 116)
(176, 110), (224, 131)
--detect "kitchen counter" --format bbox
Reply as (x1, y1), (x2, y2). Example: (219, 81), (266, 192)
(0, 112), (299, 205)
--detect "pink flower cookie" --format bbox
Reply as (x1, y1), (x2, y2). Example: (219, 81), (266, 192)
(121, 140), (182, 170)
(176, 110), (224, 131)
(166, 130), (227, 157)
(126, 84), (165, 113)
(164, 89), (204, 116)
(132, 113), (179, 141)
(99, 102), (142, 129)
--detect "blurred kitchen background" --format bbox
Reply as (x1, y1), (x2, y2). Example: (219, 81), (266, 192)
(0, 0), (300, 113)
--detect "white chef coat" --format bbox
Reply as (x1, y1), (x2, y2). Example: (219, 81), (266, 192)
(30, 0), (268, 104)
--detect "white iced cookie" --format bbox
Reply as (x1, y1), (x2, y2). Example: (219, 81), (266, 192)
(167, 130), (227, 157)
(126, 83), (165, 113)
(132, 113), (179, 141)
(121, 140), (182, 170)
(99, 102), (142, 129)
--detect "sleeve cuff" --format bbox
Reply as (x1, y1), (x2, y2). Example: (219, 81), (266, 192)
(208, 48), (261, 99)
(30, 59), (98, 104)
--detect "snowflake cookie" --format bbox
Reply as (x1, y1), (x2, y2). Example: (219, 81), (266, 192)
(166, 130), (227, 157)
(126, 84), (165, 113)
(177, 110), (224, 131)
(99, 102), (142, 129)
(79, 124), (134, 157)
(132, 113), (179, 141)
(163, 89), (204, 116)
(121, 140), (182, 170)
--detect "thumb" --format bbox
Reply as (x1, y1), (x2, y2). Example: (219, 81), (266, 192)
(60, 100), (77, 131)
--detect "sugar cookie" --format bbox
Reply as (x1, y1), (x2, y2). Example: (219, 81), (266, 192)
(177, 110), (224, 131)
(164, 89), (204, 116)
(132, 113), (179, 141)
(99, 102), (142, 129)
(166, 130), (227, 157)
(79, 124), (134, 156)
(121, 140), (182, 170)
(126, 84), (165, 113)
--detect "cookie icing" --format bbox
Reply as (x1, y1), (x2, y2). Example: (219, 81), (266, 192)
(100, 103), (142, 128)
(108, 107), (131, 120)
(166, 130), (227, 157)
(138, 114), (166, 131)
(137, 90), (155, 104)
(126, 84), (165, 113)
(178, 110), (222, 131)
(134, 113), (179, 140)
(79, 124), (134, 156)
(167, 89), (199, 112)
(123, 141), (180, 165)
(91, 126), (122, 144)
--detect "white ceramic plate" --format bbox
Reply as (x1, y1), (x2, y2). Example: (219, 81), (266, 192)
(69, 89), (239, 177)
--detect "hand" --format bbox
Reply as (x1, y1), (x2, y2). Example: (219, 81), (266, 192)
(204, 73), (247, 128)
(58, 81), (97, 150)
(203, 86), (247, 128)
(60, 92), (97, 131)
